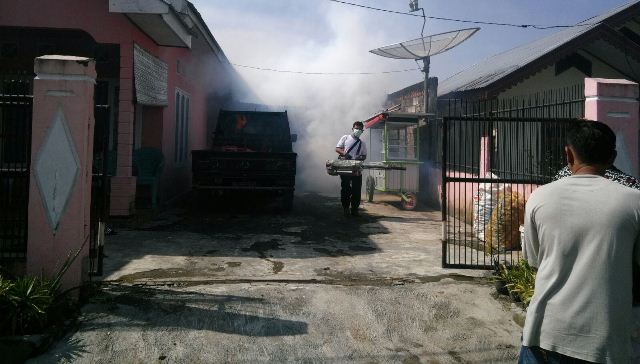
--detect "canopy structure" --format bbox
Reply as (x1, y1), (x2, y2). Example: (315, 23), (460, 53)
(364, 112), (428, 129)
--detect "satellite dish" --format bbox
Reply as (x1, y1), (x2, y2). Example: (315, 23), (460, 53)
(370, 28), (480, 60)
(370, 28), (480, 114)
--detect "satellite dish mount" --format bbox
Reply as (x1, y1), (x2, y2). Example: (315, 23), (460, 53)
(370, 26), (480, 115)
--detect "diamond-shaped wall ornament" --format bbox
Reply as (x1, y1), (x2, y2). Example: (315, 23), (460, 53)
(34, 106), (80, 231)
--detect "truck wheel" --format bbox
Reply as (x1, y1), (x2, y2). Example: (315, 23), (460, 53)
(282, 191), (294, 212)
(193, 189), (209, 211)
(366, 176), (375, 202)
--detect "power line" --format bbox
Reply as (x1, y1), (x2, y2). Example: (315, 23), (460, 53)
(231, 63), (422, 75)
(327, 0), (599, 30)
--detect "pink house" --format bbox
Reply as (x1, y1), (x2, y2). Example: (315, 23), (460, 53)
(0, 0), (245, 216)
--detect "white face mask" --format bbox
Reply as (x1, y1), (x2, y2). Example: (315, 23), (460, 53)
(353, 129), (363, 138)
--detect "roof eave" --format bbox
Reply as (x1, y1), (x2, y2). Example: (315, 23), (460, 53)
(185, 1), (230, 65)
(479, 24), (609, 98)
(110, 0), (192, 48)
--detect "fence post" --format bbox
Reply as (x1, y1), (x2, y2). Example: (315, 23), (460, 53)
(584, 78), (639, 178)
(479, 136), (490, 177)
(27, 56), (96, 291)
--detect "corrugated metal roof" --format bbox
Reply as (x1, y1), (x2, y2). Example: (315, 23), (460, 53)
(436, 1), (638, 97)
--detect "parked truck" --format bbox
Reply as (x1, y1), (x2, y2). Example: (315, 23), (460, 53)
(191, 110), (297, 211)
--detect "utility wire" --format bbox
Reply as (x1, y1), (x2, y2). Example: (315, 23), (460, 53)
(327, 0), (599, 30)
(231, 63), (422, 75)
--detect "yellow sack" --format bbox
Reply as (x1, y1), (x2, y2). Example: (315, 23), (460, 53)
(485, 191), (525, 252)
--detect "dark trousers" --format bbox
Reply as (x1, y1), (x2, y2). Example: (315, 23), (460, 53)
(518, 345), (597, 364)
(340, 175), (362, 212)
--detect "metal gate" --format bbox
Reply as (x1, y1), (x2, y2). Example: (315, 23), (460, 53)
(89, 81), (112, 275)
(0, 73), (32, 261)
(441, 116), (580, 269)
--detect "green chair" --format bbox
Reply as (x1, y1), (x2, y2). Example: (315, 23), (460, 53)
(133, 148), (164, 208)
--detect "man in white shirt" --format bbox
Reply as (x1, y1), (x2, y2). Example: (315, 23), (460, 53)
(521, 121), (640, 363)
(335, 121), (367, 217)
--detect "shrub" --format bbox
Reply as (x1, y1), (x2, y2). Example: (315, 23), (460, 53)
(492, 259), (537, 307)
(4, 276), (54, 335)
(506, 260), (536, 306)
(0, 243), (84, 336)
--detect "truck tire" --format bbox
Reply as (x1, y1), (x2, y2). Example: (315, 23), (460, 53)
(193, 189), (210, 211)
(282, 191), (294, 212)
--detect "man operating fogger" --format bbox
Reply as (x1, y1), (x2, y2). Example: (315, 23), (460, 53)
(335, 121), (367, 217)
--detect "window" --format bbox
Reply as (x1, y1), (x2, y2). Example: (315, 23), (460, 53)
(174, 90), (190, 163)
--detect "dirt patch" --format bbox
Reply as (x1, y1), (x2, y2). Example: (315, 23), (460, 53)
(315, 269), (485, 287)
(116, 267), (226, 282)
(241, 239), (284, 257)
(225, 262), (242, 268)
(170, 193), (391, 250)
(312, 247), (351, 257)
(270, 260), (285, 274)
(348, 244), (377, 252)
(402, 353), (421, 364)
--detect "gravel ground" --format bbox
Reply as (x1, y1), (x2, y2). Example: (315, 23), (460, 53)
(28, 192), (524, 363)
(30, 282), (521, 363)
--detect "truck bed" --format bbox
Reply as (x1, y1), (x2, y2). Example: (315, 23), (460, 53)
(191, 150), (297, 191)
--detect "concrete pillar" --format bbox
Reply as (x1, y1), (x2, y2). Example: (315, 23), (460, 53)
(110, 41), (136, 216)
(585, 78), (640, 178)
(27, 56), (96, 291)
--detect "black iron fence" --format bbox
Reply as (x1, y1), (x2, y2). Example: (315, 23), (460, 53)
(88, 81), (112, 276)
(441, 115), (581, 269)
(0, 72), (33, 261)
(435, 85), (586, 269)
(422, 84), (585, 167)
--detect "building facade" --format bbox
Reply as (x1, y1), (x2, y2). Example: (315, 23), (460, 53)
(0, 0), (245, 215)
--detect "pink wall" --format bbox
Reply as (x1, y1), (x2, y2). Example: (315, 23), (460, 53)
(585, 78), (639, 178)
(422, 138), (538, 225)
(2, 0), (234, 211)
(141, 107), (164, 149)
(440, 170), (537, 224)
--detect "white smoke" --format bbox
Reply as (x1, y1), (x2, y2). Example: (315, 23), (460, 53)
(193, 1), (422, 193)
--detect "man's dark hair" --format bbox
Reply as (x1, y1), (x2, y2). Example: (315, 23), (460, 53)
(353, 121), (364, 129)
(566, 121), (616, 165)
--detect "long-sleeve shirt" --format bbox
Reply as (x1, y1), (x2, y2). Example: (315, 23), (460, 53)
(523, 175), (640, 363)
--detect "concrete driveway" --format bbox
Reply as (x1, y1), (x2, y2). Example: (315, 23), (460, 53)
(29, 192), (523, 363)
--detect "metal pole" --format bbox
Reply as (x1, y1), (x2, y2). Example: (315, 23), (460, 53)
(422, 56), (430, 115)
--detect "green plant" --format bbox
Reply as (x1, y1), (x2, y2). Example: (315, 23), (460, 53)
(0, 275), (12, 298)
(0, 275), (14, 329)
(6, 276), (54, 335)
(1, 240), (86, 336)
(505, 260), (536, 307)
(491, 259), (537, 307)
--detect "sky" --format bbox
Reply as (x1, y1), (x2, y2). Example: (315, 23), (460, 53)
(189, 0), (632, 193)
